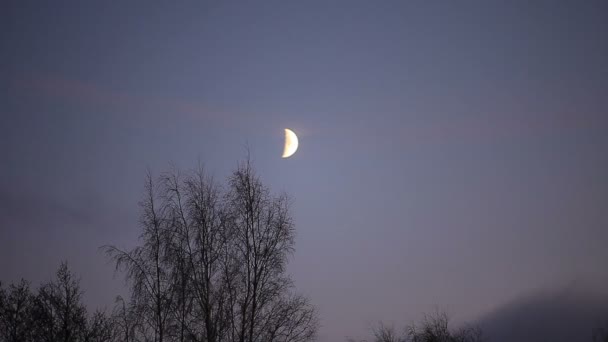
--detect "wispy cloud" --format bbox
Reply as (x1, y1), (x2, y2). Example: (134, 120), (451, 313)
(10, 73), (242, 126)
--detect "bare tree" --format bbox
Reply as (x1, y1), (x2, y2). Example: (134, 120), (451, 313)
(256, 294), (318, 342)
(111, 296), (141, 342)
(104, 159), (317, 342)
(162, 166), (227, 342)
(224, 159), (317, 342)
(84, 310), (115, 342)
(31, 262), (88, 342)
(104, 159), (318, 342)
(353, 312), (483, 342)
(0, 279), (34, 342)
(406, 312), (483, 342)
(104, 172), (175, 342)
(372, 323), (404, 342)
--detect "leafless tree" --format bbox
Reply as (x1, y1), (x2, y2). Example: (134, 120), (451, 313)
(162, 166), (227, 342)
(0, 279), (34, 342)
(104, 159), (318, 342)
(111, 296), (141, 342)
(372, 322), (404, 342)
(255, 293), (318, 342)
(345, 322), (402, 342)
(224, 159), (317, 342)
(352, 312), (483, 342)
(406, 312), (483, 342)
(104, 172), (175, 342)
(31, 262), (88, 342)
(84, 310), (115, 342)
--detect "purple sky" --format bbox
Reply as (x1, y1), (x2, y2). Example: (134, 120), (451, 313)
(2, 1), (608, 341)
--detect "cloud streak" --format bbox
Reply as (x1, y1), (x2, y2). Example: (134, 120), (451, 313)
(10, 73), (241, 126)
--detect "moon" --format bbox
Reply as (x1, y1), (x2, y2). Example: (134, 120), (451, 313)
(282, 128), (299, 158)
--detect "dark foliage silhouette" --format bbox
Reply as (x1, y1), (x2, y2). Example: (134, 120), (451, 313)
(0, 280), (33, 342)
(0, 263), (114, 342)
(1, 160), (317, 342)
(32, 262), (89, 342)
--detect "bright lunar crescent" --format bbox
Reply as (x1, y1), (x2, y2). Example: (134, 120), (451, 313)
(282, 129), (299, 158)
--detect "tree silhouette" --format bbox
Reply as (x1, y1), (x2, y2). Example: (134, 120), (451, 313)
(31, 262), (89, 342)
(84, 310), (114, 342)
(110, 296), (140, 342)
(349, 312), (484, 342)
(0, 279), (34, 342)
(163, 166), (227, 342)
(224, 159), (317, 342)
(103, 159), (318, 342)
(4, 158), (607, 342)
(104, 171), (175, 342)
(406, 312), (483, 342)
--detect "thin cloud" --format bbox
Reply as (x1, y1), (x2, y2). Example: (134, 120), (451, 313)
(10, 73), (240, 126)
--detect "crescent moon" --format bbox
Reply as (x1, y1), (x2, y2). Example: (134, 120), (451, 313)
(282, 128), (299, 158)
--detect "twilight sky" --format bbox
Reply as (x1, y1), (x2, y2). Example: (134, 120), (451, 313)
(1, 1), (608, 341)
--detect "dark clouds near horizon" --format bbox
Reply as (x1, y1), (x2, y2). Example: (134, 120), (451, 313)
(478, 287), (608, 342)
(1, 1), (608, 341)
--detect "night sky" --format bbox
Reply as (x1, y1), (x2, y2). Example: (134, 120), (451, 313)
(2, 1), (608, 341)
